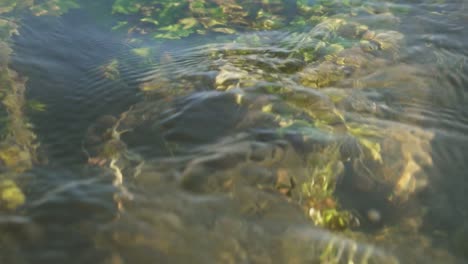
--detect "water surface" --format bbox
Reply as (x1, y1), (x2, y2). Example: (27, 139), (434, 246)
(1, 0), (468, 263)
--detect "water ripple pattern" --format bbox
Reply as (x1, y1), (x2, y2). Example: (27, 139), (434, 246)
(3, 0), (468, 263)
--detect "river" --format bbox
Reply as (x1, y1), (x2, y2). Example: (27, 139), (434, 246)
(1, 0), (468, 263)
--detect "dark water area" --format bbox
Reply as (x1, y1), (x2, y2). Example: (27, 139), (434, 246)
(1, 0), (468, 263)
(11, 12), (141, 165)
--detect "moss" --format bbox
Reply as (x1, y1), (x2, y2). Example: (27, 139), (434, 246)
(29, 0), (79, 16)
(108, 0), (360, 39)
(0, 179), (25, 210)
(100, 59), (120, 81)
(0, 145), (32, 172)
(298, 62), (346, 88)
(26, 99), (47, 112)
(310, 208), (355, 231)
(0, 6), (45, 213)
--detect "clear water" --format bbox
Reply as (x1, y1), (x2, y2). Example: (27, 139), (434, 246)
(1, 0), (468, 263)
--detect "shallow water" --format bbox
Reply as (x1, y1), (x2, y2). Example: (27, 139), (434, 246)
(1, 0), (468, 263)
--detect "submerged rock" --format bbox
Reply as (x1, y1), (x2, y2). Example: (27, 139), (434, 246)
(78, 4), (449, 262)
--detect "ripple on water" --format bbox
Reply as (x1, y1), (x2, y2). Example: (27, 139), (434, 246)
(4, 1), (468, 263)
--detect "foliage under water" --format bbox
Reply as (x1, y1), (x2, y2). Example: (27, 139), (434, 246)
(0, 0), (467, 263)
(107, 0), (409, 40)
(0, 11), (34, 211)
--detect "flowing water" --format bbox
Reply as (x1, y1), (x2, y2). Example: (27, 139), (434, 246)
(1, 0), (468, 263)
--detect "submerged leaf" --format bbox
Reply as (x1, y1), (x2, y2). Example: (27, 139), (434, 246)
(0, 179), (25, 210)
(0, 0), (17, 14)
(178, 17), (198, 29)
(358, 137), (382, 162)
(100, 59), (120, 80)
(27, 99), (47, 112)
(211, 27), (236, 34)
(140, 17), (159, 26)
(30, 0), (79, 16)
(132, 47), (151, 57)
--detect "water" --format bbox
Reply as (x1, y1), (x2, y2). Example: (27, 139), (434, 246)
(1, 0), (468, 263)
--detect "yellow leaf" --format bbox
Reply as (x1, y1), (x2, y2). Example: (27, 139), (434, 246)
(359, 138), (382, 163)
(0, 180), (25, 210)
(211, 27), (236, 34)
(261, 104), (273, 113)
(179, 17), (198, 29)
(132, 47), (151, 57)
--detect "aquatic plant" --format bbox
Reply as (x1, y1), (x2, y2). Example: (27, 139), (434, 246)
(0, 0), (79, 16)
(0, 179), (25, 210)
(111, 0), (288, 39)
(300, 144), (357, 230)
(0, 75), (33, 210)
(109, 0), (370, 39)
(0, 3), (56, 211)
(26, 99), (47, 112)
(106, 0), (410, 41)
(29, 0), (79, 16)
(100, 59), (120, 80)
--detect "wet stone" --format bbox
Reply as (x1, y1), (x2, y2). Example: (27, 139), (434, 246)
(180, 140), (287, 193)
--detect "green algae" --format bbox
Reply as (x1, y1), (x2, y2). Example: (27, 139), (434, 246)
(0, 0), (79, 17)
(0, 1), (78, 211)
(0, 179), (25, 210)
(100, 59), (121, 81)
(26, 99), (47, 112)
(29, 0), (79, 16)
(108, 0), (391, 40)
